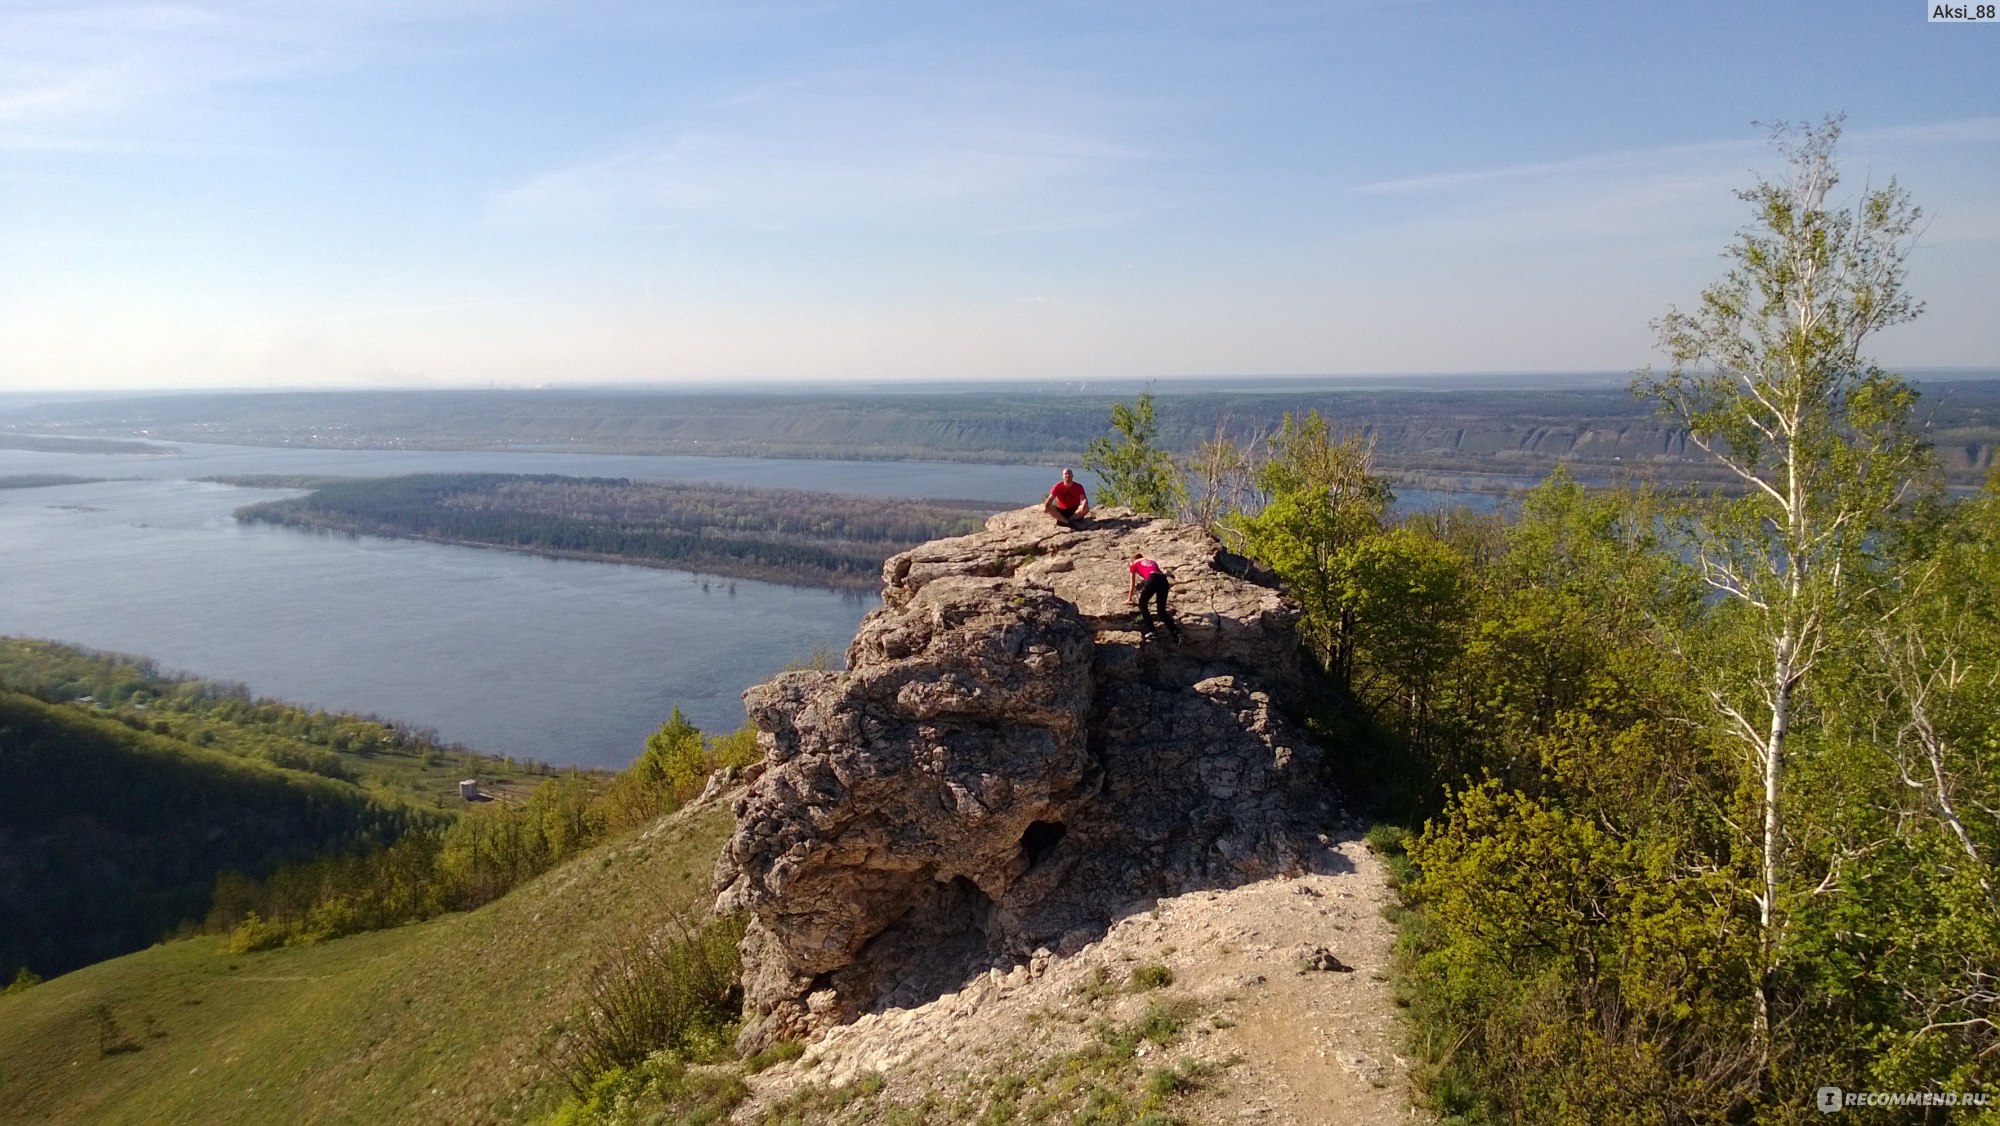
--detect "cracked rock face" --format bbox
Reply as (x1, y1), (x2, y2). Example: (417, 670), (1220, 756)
(714, 508), (1328, 1050)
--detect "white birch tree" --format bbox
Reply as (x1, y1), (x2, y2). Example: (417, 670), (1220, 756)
(1632, 116), (1929, 1070)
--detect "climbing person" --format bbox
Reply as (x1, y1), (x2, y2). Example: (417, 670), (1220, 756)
(1127, 553), (1182, 643)
(1043, 467), (1091, 528)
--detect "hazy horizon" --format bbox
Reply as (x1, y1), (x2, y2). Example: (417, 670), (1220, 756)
(9, 367), (2000, 406)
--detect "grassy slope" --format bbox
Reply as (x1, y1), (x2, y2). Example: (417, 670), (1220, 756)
(0, 797), (734, 1125)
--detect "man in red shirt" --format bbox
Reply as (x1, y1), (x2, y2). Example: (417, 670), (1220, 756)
(1127, 554), (1182, 643)
(1043, 468), (1091, 528)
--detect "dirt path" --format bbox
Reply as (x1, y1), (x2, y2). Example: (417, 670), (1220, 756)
(735, 834), (1425, 1124)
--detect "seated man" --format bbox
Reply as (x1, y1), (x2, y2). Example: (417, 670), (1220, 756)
(1043, 468), (1091, 527)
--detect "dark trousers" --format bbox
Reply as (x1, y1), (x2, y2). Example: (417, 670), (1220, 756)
(1138, 573), (1179, 639)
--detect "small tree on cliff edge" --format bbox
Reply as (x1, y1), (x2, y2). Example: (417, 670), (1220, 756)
(1633, 115), (1930, 1073)
(1084, 390), (1184, 516)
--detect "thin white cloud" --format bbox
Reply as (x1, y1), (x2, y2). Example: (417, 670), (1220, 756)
(1851, 116), (2000, 145)
(1352, 137), (1758, 197)
(980, 208), (1164, 236)
(1343, 116), (2000, 257)
(489, 68), (1157, 229)
(1356, 116), (2000, 197)
(0, 0), (547, 143)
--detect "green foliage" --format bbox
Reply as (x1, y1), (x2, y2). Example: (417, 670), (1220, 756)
(600, 709), (754, 833)
(1232, 411), (1392, 688)
(1154, 385), (1997, 1121)
(4, 967), (42, 995)
(541, 1051), (749, 1126)
(1084, 391), (1185, 516)
(1340, 527), (1472, 741)
(706, 725), (763, 771)
(744, 1038), (806, 1074)
(204, 710), (762, 951)
(1321, 127), (2000, 1123)
(1133, 1000), (1189, 1045)
(1128, 963), (1175, 991)
(1403, 781), (1759, 1121)
(1368, 465), (2000, 1122)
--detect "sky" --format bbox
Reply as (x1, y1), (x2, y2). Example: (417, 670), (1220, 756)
(1, 1), (1995, 392)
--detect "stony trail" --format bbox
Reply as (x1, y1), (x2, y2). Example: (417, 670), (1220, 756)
(734, 832), (1423, 1124)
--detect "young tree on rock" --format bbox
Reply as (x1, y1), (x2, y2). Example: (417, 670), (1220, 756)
(1084, 390), (1184, 516)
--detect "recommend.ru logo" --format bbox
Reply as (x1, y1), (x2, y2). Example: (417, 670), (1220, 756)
(1817, 1085), (1991, 1112)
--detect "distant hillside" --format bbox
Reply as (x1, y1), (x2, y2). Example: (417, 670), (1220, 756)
(0, 639), (581, 981)
(10, 381), (1996, 485)
(0, 795), (735, 1125)
(0, 691), (426, 979)
(0, 638), (562, 805)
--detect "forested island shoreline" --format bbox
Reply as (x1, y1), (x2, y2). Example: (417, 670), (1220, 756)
(0, 474), (112, 489)
(219, 473), (1004, 592)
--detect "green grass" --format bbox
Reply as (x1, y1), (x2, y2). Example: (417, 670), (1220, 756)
(0, 798), (736, 1125)
(745, 1039), (807, 1074)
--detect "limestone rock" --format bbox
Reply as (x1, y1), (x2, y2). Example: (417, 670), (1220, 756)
(714, 507), (1328, 1050)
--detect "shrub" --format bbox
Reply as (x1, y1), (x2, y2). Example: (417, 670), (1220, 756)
(550, 913), (747, 1095)
(744, 1038), (805, 1074)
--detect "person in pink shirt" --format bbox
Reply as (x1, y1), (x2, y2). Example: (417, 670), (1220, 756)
(1126, 554), (1182, 643)
(1043, 468), (1091, 528)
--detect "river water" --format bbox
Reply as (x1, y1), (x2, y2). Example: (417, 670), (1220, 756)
(0, 440), (1485, 768)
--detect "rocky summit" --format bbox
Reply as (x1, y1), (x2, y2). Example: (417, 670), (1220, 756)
(713, 507), (1333, 1050)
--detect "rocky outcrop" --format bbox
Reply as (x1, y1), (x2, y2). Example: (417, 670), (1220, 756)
(714, 508), (1331, 1050)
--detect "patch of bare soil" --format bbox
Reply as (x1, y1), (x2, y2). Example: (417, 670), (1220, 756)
(733, 834), (1425, 1124)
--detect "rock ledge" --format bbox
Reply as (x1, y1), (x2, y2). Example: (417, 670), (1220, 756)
(714, 508), (1329, 1049)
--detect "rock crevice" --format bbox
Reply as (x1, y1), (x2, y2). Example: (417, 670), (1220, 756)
(714, 508), (1329, 1049)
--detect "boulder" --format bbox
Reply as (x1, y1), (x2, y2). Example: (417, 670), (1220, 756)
(714, 507), (1328, 1049)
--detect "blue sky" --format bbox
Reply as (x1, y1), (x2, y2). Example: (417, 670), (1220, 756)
(1, 1), (1995, 390)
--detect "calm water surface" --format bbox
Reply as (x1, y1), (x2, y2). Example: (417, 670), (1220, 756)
(0, 440), (1488, 768)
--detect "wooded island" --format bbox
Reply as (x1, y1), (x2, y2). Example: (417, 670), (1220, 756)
(222, 473), (1003, 591)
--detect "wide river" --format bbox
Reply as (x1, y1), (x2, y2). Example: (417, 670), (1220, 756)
(0, 440), (1482, 769)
